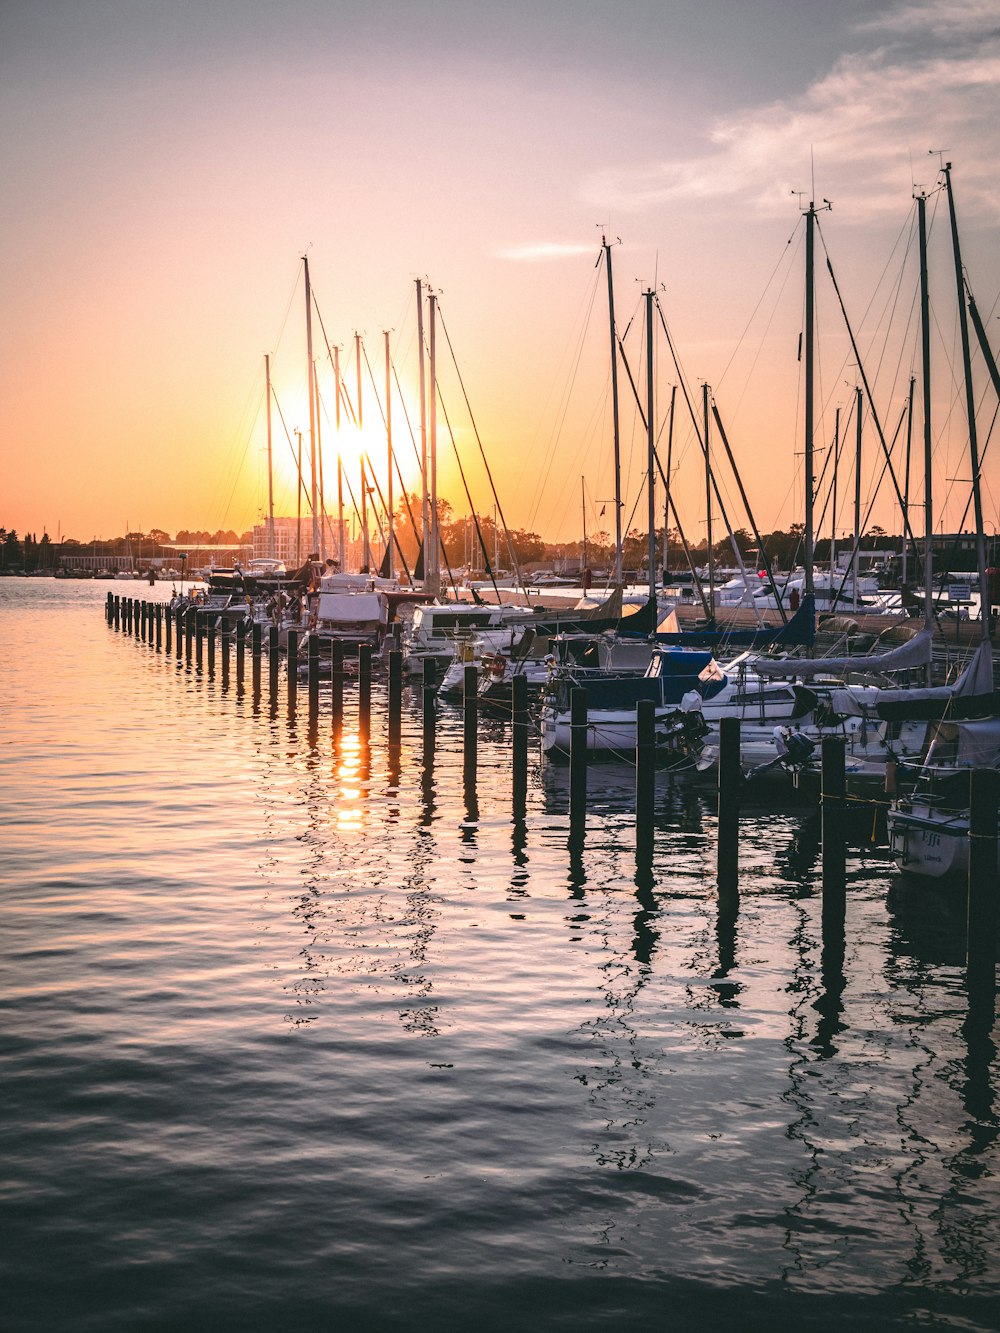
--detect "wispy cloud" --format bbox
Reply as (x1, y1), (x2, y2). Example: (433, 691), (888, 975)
(495, 242), (596, 262)
(585, 2), (1000, 222)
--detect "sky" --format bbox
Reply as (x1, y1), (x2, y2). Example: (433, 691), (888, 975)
(3, 0), (1000, 551)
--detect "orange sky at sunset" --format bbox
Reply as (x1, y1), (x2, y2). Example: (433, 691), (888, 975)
(3, 1), (1000, 549)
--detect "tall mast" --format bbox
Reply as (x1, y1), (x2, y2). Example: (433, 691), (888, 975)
(356, 332), (371, 572)
(602, 234), (623, 585)
(943, 162), (991, 646)
(803, 202), (816, 600)
(902, 375), (915, 589)
(663, 384), (676, 584)
(416, 279), (429, 588)
(265, 353), (275, 559)
(295, 429), (303, 565)
(854, 386), (862, 611)
(645, 289), (656, 606)
(829, 407), (839, 583)
(303, 255), (319, 558)
(334, 344), (345, 568)
(917, 191), (934, 648)
(385, 330), (394, 579)
(428, 289), (440, 595)
(581, 476), (587, 572)
(703, 382), (714, 617)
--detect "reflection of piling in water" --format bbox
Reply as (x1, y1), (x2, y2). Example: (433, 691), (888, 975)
(358, 644), (372, 741)
(422, 658), (437, 759)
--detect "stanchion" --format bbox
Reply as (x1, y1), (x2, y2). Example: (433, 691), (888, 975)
(821, 735), (847, 940)
(569, 686), (588, 843)
(717, 716), (741, 904)
(635, 698), (655, 865)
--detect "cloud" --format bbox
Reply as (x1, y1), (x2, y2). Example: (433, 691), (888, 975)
(584, 3), (1000, 223)
(495, 242), (597, 262)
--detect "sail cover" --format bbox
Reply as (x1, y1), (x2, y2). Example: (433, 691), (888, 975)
(754, 627), (934, 678)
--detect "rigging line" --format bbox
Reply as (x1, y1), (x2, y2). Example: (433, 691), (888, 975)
(391, 359), (425, 474)
(270, 385), (314, 513)
(363, 461), (413, 582)
(818, 222), (919, 556)
(436, 304), (528, 597)
(269, 262), (302, 363)
(217, 382), (266, 531)
(312, 292), (359, 426)
(716, 221), (803, 392)
(525, 264), (603, 534)
(436, 381), (502, 603)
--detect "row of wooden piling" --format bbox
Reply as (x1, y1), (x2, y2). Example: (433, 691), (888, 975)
(107, 591), (996, 1003)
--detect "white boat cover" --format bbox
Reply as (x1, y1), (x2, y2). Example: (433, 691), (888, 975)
(753, 628), (934, 678)
(318, 592), (384, 625)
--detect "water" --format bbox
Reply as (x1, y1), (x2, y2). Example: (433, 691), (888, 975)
(2, 580), (998, 1331)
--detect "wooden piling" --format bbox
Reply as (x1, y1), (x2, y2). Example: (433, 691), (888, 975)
(155, 604), (162, 651)
(512, 672), (528, 819)
(221, 623), (230, 684)
(422, 658), (437, 757)
(569, 686), (588, 842)
(387, 648), (402, 741)
(358, 644), (372, 740)
(106, 591), (113, 623)
(635, 698), (656, 865)
(286, 629), (298, 714)
(821, 735), (847, 937)
(185, 607), (195, 663)
(113, 595), (120, 630)
(195, 612), (204, 669)
(717, 716), (741, 903)
(165, 603), (172, 654)
(251, 622), (262, 694)
(268, 625), (279, 697)
(175, 607), (184, 659)
(207, 618), (216, 676)
(967, 768), (999, 1003)
(236, 619), (246, 689)
(308, 634), (320, 720)
(463, 663), (478, 783)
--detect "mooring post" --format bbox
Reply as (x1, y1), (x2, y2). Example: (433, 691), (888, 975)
(307, 634), (320, 720)
(251, 622), (262, 694)
(464, 662), (478, 784)
(331, 640), (344, 730)
(268, 625), (280, 697)
(175, 606), (183, 659)
(165, 603), (172, 654)
(195, 611), (204, 670)
(236, 618), (246, 689)
(821, 735), (847, 938)
(387, 648), (402, 741)
(422, 658), (437, 757)
(635, 698), (656, 865)
(155, 604), (162, 651)
(286, 628), (298, 715)
(139, 600), (146, 641)
(106, 591), (113, 623)
(207, 617), (216, 676)
(967, 768), (999, 1005)
(123, 597), (130, 634)
(112, 595), (120, 630)
(569, 686), (588, 842)
(221, 622), (230, 685)
(718, 716), (741, 904)
(185, 607), (195, 663)
(358, 644), (372, 741)
(512, 672), (528, 819)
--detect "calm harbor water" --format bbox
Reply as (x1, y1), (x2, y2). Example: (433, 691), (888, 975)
(2, 579), (998, 1331)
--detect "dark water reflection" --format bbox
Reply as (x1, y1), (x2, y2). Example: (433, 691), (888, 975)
(1, 581), (998, 1331)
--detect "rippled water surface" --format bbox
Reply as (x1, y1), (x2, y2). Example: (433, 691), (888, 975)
(2, 580), (998, 1331)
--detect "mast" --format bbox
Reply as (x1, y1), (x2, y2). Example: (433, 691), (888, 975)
(385, 330), (394, 579)
(663, 384), (675, 584)
(416, 279), (429, 589)
(829, 407), (839, 583)
(428, 289), (440, 595)
(943, 162), (991, 646)
(602, 234), (623, 585)
(917, 191), (934, 655)
(334, 344), (345, 568)
(803, 202), (816, 600)
(295, 429), (303, 565)
(703, 382), (713, 617)
(854, 386), (862, 611)
(645, 288), (656, 606)
(303, 255), (319, 558)
(902, 375), (915, 590)
(581, 476), (587, 572)
(265, 353), (275, 559)
(356, 332), (371, 572)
